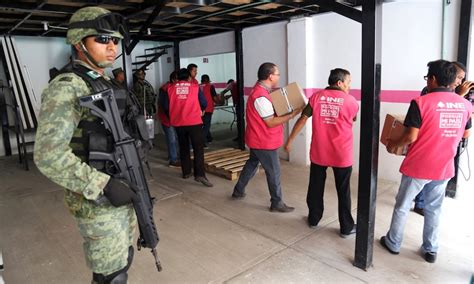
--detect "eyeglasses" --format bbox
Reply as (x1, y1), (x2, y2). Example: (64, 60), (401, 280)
(423, 75), (429, 81)
(94, 35), (120, 45)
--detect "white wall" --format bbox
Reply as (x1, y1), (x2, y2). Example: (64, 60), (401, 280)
(242, 21), (288, 88)
(180, 31), (234, 58)
(180, 52), (236, 84)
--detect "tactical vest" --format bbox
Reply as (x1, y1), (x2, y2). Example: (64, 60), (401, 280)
(54, 63), (149, 175)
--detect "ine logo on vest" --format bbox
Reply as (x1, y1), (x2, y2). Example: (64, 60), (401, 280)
(320, 95), (345, 104)
(437, 101), (466, 109)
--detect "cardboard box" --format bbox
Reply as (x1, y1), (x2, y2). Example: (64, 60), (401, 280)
(380, 114), (408, 156)
(270, 82), (307, 116)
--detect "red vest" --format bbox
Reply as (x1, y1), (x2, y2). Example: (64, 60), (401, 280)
(201, 83), (214, 113)
(400, 91), (472, 180)
(167, 81), (202, 127)
(245, 82), (283, 150)
(157, 82), (170, 127)
(309, 89), (359, 167)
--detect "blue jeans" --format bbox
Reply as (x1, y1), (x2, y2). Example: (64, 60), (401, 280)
(385, 175), (448, 253)
(161, 124), (178, 163)
(414, 190), (424, 209)
(202, 112), (213, 143)
(233, 149), (283, 207)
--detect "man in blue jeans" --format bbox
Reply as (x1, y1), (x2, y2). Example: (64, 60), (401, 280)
(231, 62), (300, 212)
(381, 60), (472, 263)
(158, 71), (180, 167)
(413, 61), (473, 216)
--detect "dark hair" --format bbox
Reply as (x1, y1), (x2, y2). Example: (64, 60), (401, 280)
(187, 63), (198, 71)
(177, 68), (190, 81)
(227, 79), (235, 84)
(169, 70), (178, 82)
(328, 68), (350, 85)
(452, 61), (467, 73)
(201, 74), (210, 83)
(257, 62), (277, 81)
(426, 60), (457, 87)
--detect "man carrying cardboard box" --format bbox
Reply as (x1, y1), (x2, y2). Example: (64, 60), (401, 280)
(285, 68), (358, 238)
(380, 60), (472, 263)
(231, 62), (301, 212)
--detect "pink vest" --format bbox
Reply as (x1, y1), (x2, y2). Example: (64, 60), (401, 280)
(309, 89), (359, 167)
(167, 81), (202, 127)
(400, 91), (472, 180)
(201, 83), (214, 113)
(245, 83), (283, 150)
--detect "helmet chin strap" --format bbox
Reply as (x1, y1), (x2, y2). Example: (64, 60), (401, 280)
(79, 41), (113, 69)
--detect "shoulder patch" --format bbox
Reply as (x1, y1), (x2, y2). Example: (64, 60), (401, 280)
(58, 77), (73, 82)
(86, 70), (102, 79)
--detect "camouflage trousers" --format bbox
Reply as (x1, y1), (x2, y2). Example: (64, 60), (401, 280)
(72, 200), (137, 276)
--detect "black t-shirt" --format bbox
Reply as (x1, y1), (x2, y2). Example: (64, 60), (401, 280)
(404, 88), (472, 130)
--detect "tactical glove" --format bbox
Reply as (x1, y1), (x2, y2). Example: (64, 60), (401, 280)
(104, 178), (137, 207)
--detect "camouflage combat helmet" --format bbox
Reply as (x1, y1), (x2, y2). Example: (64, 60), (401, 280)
(67, 6), (123, 45)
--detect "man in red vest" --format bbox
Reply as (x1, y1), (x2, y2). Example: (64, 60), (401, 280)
(187, 63), (199, 84)
(201, 74), (221, 146)
(166, 68), (213, 187)
(380, 60), (472, 263)
(231, 62), (301, 212)
(285, 68), (358, 237)
(157, 71), (180, 168)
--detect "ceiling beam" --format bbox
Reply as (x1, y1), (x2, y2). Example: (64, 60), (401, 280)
(8, 1), (47, 34)
(128, 2), (168, 53)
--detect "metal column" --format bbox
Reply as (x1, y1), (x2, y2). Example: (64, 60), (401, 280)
(457, 0), (472, 65)
(174, 40), (180, 71)
(235, 27), (245, 150)
(122, 41), (133, 91)
(354, 0), (383, 270)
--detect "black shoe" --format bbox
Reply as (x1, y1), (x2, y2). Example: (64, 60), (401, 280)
(380, 236), (399, 255)
(340, 224), (357, 238)
(413, 207), (424, 216)
(424, 251), (437, 263)
(168, 161), (181, 168)
(195, 176), (213, 187)
(231, 192), (246, 200)
(203, 144), (210, 149)
(183, 173), (192, 179)
(270, 203), (295, 213)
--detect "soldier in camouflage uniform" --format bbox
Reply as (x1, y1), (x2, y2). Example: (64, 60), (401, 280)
(34, 6), (137, 283)
(133, 69), (157, 117)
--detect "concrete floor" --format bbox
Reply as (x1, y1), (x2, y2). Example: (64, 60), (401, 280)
(0, 126), (472, 283)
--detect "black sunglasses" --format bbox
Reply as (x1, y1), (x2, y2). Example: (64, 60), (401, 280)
(94, 35), (120, 45)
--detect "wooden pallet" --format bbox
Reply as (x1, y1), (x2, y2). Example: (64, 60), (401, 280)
(203, 148), (249, 180)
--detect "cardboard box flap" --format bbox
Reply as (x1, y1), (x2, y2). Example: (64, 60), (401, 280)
(380, 113), (408, 155)
(270, 82), (307, 116)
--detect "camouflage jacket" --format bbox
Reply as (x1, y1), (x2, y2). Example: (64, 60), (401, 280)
(132, 80), (156, 116)
(34, 60), (110, 205)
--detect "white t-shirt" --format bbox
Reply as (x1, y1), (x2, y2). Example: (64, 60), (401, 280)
(254, 97), (274, 119)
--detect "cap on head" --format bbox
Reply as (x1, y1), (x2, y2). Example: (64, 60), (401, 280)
(67, 6), (123, 45)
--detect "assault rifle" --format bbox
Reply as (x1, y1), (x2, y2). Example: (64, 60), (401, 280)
(79, 89), (162, 272)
